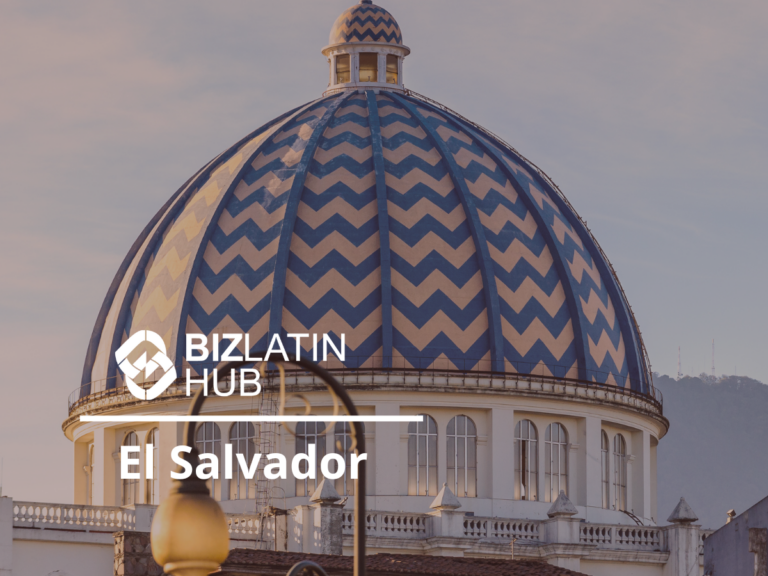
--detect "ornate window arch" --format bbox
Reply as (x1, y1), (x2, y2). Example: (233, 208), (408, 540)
(447, 415), (477, 498)
(613, 433), (628, 511)
(514, 420), (538, 501)
(296, 421), (326, 497)
(408, 415), (437, 496)
(601, 431), (610, 509)
(195, 423), (222, 500)
(544, 423), (568, 502)
(334, 422), (364, 496)
(146, 428), (159, 504)
(121, 431), (139, 506)
(230, 423), (258, 500)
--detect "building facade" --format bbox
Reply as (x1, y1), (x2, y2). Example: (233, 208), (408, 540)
(2, 2), (712, 576)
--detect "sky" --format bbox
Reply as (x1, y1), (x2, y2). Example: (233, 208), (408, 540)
(0, 0), (766, 502)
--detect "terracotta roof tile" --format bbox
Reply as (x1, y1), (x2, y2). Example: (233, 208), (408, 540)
(223, 550), (589, 576)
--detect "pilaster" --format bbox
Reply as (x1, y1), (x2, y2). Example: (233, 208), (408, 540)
(0, 497), (12, 576)
(93, 426), (116, 506)
(375, 403), (400, 497)
(490, 407), (515, 505)
(583, 416), (602, 510)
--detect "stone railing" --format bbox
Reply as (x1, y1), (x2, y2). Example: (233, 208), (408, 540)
(12, 502), (136, 531)
(463, 517), (541, 542)
(343, 511), (430, 538)
(579, 523), (664, 551)
(227, 513), (275, 541)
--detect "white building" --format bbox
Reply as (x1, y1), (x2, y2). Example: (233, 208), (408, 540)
(1, 2), (710, 575)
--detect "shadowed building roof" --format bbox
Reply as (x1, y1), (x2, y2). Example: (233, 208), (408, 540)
(222, 550), (590, 576)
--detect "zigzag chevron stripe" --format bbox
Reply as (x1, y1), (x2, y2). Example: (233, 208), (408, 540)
(419, 99), (590, 380)
(268, 93), (355, 342)
(98, 101), (312, 387)
(170, 98), (332, 368)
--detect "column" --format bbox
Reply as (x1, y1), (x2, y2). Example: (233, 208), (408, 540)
(375, 403), (400, 496)
(0, 497), (12, 576)
(377, 53), (387, 84)
(92, 426), (116, 506)
(632, 429), (651, 520)
(490, 407), (515, 504)
(583, 416), (602, 510)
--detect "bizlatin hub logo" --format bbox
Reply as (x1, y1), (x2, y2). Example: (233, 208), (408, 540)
(115, 330), (177, 400)
(102, 329), (421, 484)
(115, 330), (347, 400)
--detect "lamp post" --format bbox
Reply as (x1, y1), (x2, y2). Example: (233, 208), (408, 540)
(150, 356), (366, 576)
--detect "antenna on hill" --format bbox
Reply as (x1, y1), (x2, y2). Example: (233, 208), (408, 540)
(677, 347), (682, 380)
(711, 339), (715, 378)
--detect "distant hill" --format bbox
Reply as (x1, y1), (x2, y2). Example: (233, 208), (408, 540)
(655, 374), (768, 529)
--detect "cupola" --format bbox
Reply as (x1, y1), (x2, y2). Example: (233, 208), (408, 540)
(323, 0), (410, 95)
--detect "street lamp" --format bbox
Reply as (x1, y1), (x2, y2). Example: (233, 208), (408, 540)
(150, 356), (366, 576)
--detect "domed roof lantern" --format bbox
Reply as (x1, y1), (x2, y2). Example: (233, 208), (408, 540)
(323, 1), (410, 96)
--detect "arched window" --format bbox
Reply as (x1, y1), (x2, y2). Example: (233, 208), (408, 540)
(146, 428), (160, 505)
(601, 431), (610, 509)
(296, 421), (326, 497)
(447, 416), (477, 498)
(230, 423), (258, 500)
(514, 420), (538, 501)
(195, 423), (222, 500)
(121, 432), (139, 506)
(613, 434), (627, 511)
(408, 415), (437, 496)
(334, 422), (364, 496)
(545, 423), (568, 502)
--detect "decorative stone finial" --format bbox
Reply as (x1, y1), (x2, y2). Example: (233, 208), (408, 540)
(309, 478), (342, 504)
(667, 497), (699, 524)
(430, 483), (462, 511)
(546, 491), (578, 518)
(726, 509), (737, 524)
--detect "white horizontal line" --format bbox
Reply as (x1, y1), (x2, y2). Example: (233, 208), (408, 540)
(80, 415), (423, 423)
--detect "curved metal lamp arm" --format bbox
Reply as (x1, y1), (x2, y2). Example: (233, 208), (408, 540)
(181, 355), (366, 576)
(286, 561), (331, 576)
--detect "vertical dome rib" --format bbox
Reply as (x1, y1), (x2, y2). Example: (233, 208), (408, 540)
(392, 94), (505, 372)
(267, 93), (355, 341)
(422, 101), (590, 382)
(366, 91), (394, 365)
(172, 100), (326, 367)
(525, 179), (648, 391)
(80, 169), (200, 389)
(103, 155), (225, 387)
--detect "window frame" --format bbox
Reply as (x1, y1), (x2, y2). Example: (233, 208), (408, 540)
(195, 423), (222, 500)
(514, 419), (538, 502)
(601, 430), (610, 509)
(334, 421), (364, 496)
(613, 433), (628, 511)
(230, 422), (258, 501)
(121, 431), (140, 506)
(544, 422), (569, 503)
(408, 415), (438, 497)
(295, 421), (327, 497)
(447, 415), (477, 498)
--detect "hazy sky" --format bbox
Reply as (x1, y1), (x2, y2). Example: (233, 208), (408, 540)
(1, 0), (766, 502)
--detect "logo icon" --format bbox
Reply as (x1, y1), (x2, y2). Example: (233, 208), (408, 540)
(115, 330), (177, 400)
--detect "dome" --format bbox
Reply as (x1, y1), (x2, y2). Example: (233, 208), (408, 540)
(329, 0), (403, 46)
(81, 91), (653, 396)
